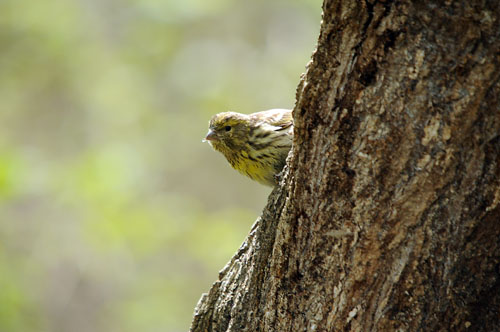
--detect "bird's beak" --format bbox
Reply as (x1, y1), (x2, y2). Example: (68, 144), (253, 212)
(203, 129), (218, 142)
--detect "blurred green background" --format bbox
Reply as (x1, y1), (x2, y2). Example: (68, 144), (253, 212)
(0, 0), (321, 331)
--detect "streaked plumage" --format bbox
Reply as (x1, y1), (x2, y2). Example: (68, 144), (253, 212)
(204, 109), (293, 186)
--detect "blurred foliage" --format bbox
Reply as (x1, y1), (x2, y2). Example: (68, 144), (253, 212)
(0, 0), (321, 331)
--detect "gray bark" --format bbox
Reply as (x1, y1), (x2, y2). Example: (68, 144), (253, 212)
(191, 0), (500, 331)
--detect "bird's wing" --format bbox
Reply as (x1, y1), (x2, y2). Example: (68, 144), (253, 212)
(253, 109), (293, 131)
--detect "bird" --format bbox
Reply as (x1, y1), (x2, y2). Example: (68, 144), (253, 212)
(204, 109), (293, 186)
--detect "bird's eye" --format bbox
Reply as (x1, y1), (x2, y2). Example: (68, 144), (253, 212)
(225, 126), (232, 132)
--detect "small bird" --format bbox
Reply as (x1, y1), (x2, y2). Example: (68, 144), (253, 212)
(204, 109), (293, 186)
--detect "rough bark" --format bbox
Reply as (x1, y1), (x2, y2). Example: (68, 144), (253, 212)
(190, 0), (500, 331)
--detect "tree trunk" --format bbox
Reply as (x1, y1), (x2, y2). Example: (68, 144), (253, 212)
(190, 0), (500, 331)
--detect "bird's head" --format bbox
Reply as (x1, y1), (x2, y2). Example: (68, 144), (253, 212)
(203, 112), (251, 152)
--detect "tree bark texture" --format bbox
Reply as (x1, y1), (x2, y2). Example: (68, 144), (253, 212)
(191, 1), (500, 331)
